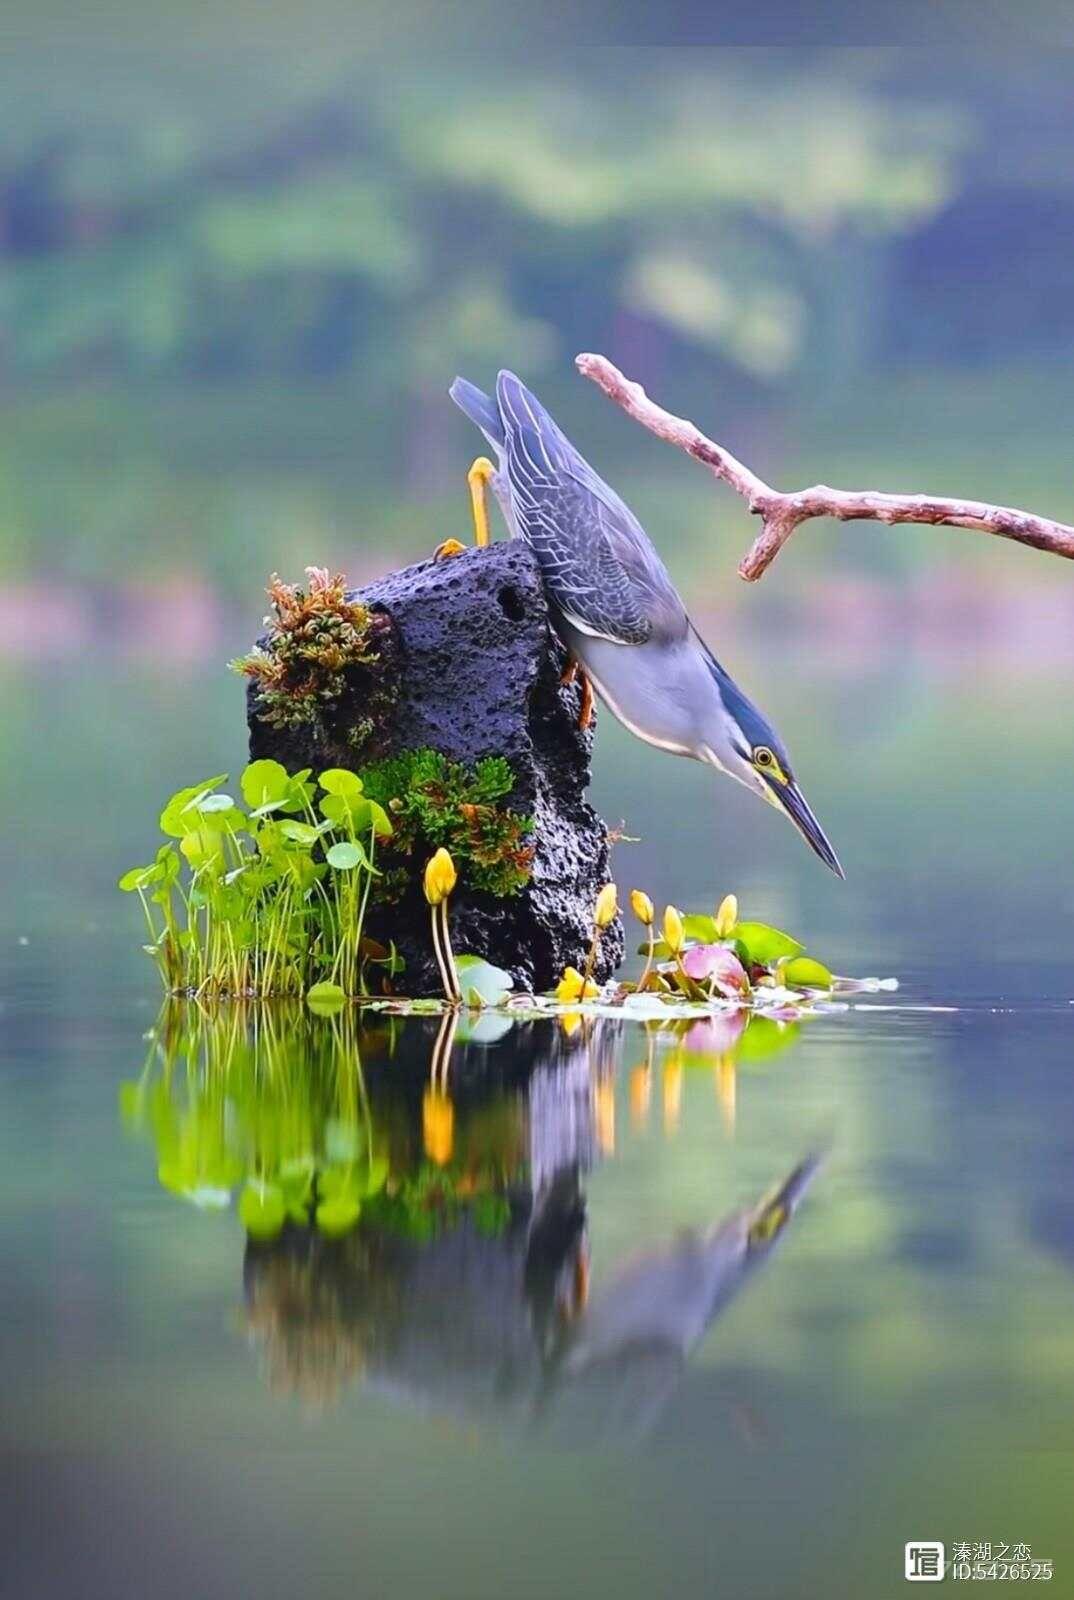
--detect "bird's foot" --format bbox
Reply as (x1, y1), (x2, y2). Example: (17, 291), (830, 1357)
(434, 455), (498, 560)
(433, 538), (467, 561)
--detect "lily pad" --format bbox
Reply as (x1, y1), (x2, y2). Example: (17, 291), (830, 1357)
(781, 956), (833, 990)
(306, 980), (347, 1014)
(732, 921), (805, 965)
(455, 954), (514, 1006)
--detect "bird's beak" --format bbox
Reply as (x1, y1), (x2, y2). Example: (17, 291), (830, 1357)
(768, 777), (845, 879)
(747, 1152), (825, 1250)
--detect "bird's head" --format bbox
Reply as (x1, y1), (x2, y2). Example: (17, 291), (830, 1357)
(701, 661), (844, 879)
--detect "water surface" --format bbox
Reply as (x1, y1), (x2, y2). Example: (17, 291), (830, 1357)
(3, 661), (1073, 1600)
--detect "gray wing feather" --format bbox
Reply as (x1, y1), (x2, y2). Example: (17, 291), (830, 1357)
(495, 371), (688, 646)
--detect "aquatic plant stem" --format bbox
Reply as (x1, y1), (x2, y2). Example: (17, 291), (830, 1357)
(582, 927), (601, 989)
(353, 826), (377, 995)
(637, 926), (656, 992)
(433, 900), (462, 1004)
(429, 902), (454, 1003)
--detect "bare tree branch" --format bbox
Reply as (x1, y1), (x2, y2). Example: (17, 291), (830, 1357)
(575, 351), (1074, 581)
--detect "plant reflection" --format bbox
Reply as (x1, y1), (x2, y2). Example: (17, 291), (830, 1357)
(120, 1001), (815, 1430)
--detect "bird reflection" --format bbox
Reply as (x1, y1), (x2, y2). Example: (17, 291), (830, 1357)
(532, 1155), (821, 1446)
(121, 1000), (814, 1436)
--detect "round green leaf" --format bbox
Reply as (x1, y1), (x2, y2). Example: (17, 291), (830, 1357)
(315, 1196), (362, 1238)
(326, 840), (364, 870)
(306, 980), (347, 1013)
(241, 759), (290, 808)
(159, 776), (228, 838)
(319, 768), (364, 797)
(239, 1182), (286, 1241)
(118, 863), (159, 891)
(737, 1016), (801, 1063)
(278, 820), (320, 846)
(365, 799), (394, 839)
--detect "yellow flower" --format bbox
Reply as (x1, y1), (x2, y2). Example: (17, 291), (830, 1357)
(663, 1055), (684, 1136)
(422, 1087), (454, 1166)
(629, 1063), (651, 1127)
(630, 889), (654, 927)
(594, 1077), (616, 1155)
(555, 965), (599, 1003)
(714, 893), (738, 938)
(593, 882), (618, 928)
(663, 904), (684, 955)
(423, 847), (457, 907)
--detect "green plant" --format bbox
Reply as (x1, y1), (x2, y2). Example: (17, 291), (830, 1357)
(120, 1002), (523, 1245)
(120, 1003), (386, 1242)
(119, 758), (393, 998)
(362, 748), (534, 898)
(629, 891), (837, 1003)
(119, 749), (532, 999)
(231, 566), (392, 747)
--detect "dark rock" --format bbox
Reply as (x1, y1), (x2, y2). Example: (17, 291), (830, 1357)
(247, 541), (624, 995)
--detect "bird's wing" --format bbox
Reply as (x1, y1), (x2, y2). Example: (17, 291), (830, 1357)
(496, 371), (688, 646)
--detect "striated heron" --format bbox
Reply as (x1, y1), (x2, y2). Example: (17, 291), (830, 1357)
(447, 369), (843, 877)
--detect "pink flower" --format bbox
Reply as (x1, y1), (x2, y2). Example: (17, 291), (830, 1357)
(685, 1011), (749, 1054)
(681, 943), (750, 996)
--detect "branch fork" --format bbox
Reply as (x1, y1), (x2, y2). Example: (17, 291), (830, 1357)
(575, 352), (1074, 580)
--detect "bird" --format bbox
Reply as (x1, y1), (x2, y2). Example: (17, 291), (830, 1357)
(447, 369), (843, 878)
(533, 1152), (824, 1445)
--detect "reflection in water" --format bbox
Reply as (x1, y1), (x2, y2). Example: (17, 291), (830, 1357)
(121, 1003), (815, 1432)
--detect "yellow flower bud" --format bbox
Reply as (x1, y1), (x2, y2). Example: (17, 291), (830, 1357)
(594, 882), (618, 928)
(714, 893), (738, 938)
(422, 1087), (454, 1166)
(630, 889), (654, 927)
(423, 847), (457, 907)
(663, 904), (684, 955)
(555, 965), (599, 1003)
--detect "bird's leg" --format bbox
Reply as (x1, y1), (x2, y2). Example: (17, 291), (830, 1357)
(559, 657), (594, 729)
(577, 671), (594, 730)
(434, 454), (497, 561)
(468, 455), (495, 547)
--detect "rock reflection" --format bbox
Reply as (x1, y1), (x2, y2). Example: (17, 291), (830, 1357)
(121, 1002), (815, 1434)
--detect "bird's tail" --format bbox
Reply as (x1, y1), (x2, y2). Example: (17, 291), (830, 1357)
(449, 376), (505, 449)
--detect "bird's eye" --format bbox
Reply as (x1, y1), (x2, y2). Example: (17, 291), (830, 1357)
(754, 746), (774, 768)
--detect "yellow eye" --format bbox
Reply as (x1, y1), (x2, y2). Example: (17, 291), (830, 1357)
(754, 746), (774, 769)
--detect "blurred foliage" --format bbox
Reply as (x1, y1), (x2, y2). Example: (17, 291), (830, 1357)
(3, 48), (1074, 592)
(0, 54), (970, 387)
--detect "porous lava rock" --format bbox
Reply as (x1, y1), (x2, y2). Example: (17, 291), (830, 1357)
(247, 541), (623, 994)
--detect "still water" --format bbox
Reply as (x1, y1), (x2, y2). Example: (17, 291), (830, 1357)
(2, 659), (1073, 1599)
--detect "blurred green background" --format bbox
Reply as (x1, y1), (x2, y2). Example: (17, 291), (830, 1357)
(3, 44), (1074, 622)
